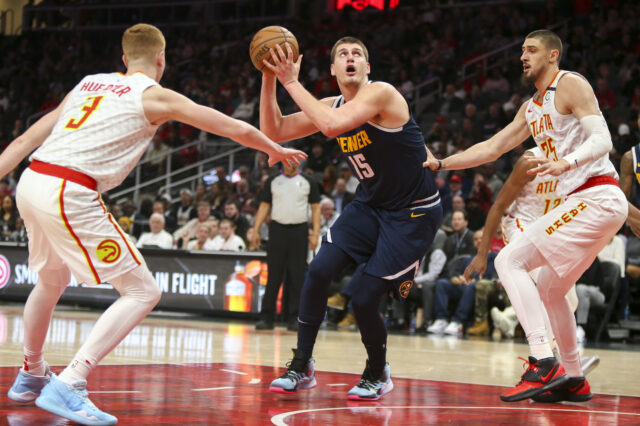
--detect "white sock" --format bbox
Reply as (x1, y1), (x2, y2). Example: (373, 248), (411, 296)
(23, 349), (45, 376)
(58, 351), (95, 384)
(527, 328), (554, 360)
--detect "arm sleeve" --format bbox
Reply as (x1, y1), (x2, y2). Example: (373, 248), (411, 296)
(562, 114), (612, 169)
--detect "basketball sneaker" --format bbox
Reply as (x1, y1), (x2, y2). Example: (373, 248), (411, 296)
(500, 356), (568, 402)
(8, 363), (51, 403)
(347, 362), (393, 401)
(531, 376), (593, 403)
(35, 374), (117, 425)
(269, 349), (317, 394)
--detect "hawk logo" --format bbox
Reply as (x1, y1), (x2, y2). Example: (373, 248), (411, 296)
(0, 255), (10, 289)
(398, 280), (413, 299)
(96, 239), (121, 263)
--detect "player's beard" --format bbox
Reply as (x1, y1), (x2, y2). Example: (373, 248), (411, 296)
(521, 67), (537, 85)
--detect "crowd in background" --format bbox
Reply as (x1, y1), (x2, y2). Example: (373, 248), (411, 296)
(1, 0), (640, 339)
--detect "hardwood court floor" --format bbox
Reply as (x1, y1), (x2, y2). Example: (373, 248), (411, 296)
(0, 304), (639, 425)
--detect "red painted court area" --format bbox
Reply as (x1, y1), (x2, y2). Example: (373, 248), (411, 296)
(2, 363), (639, 425)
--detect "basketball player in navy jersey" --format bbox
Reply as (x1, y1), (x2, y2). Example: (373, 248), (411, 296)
(259, 37), (442, 400)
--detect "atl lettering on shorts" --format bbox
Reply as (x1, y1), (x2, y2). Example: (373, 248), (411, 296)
(545, 202), (587, 235)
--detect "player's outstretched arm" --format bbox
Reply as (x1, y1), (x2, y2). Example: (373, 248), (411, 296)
(264, 43), (392, 138)
(259, 72), (321, 143)
(142, 86), (306, 167)
(424, 102), (531, 171)
(0, 94), (69, 179)
(463, 154), (535, 282)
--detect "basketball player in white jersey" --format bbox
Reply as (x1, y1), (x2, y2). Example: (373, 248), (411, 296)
(463, 148), (600, 378)
(425, 29), (627, 402)
(1, 23), (306, 425)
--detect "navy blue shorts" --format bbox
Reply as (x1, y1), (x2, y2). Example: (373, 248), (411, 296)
(325, 199), (443, 287)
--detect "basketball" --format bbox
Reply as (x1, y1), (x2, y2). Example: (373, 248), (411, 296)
(249, 26), (299, 73)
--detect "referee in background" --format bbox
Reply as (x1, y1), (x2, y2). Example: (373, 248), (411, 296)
(252, 162), (321, 331)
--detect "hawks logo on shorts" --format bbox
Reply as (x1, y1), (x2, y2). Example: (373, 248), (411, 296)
(398, 280), (413, 299)
(96, 239), (121, 263)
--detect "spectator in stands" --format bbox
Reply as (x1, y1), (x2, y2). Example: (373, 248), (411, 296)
(117, 216), (136, 244)
(186, 222), (216, 251)
(305, 141), (330, 180)
(595, 78), (616, 112)
(153, 199), (177, 234)
(322, 164), (338, 195)
(227, 178), (254, 213)
(442, 209), (475, 260)
(469, 171), (493, 214)
(575, 257), (605, 343)
(207, 180), (229, 217)
(194, 183), (207, 204)
(9, 217), (27, 243)
(136, 213), (174, 249)
(211, 218), (246, 251)
(428, 229), (488, 335)
(174, 201), (216, 249)
(331, 177), (354, 214)
(481, 101), (508, 140)
(169, 188), (197, 228)
(0, 195), (18, 239)
(231, 87), (257, 123)
(142, 134), (170, 178)
(439, 83), (464, 115)
(338, 162), (359, 194)
(414, 228), (448, 332)
(441, 195), (465, 234)
(131, 198), (153, 239)
(223, 200), (250, 244)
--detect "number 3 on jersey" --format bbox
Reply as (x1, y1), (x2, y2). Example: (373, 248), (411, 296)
(64, 95), (104, 130)
(348, 153), (375, 179)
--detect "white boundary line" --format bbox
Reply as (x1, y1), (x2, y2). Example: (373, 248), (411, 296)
(271, 405), (640, 426)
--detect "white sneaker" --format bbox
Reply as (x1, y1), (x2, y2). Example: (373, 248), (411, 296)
(576, 325), (586, 344)
(426, 319), (448, 334)
(491, 307), (518, 338)
(443, 321), (462, 335)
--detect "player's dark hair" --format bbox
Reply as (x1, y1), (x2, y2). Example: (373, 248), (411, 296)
(525, 29), (563, 65)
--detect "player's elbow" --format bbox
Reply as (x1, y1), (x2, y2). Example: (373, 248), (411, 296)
(322, 122), (342, 138)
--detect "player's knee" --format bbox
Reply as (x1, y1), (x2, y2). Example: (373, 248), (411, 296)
(307, 258), (333, 287)
(494, 248), (512, 275)
(114, 266), (162, 307)
(38, 267), (71, 294)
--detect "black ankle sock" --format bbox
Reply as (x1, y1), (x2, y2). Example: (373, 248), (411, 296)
(365, 344), (387, 377)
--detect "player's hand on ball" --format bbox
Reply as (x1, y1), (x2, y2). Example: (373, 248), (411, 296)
(263, 43), (303, 87)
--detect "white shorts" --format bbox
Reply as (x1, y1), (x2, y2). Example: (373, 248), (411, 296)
(501, 215), (530, 245)
(520, 183), (627, 279)
(16, 165), (143, 284)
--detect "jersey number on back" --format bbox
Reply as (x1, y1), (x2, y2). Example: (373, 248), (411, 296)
(64, 96), (105, 130)
(348, 154), (374, 179)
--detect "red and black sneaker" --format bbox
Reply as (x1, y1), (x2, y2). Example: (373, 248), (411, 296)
(532, 376), (593, 403)
(500, 356), (569, 402)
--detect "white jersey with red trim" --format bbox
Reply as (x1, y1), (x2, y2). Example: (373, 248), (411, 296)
(31, 72), (159, 192)
(524, 69), (617, 197)
(503, 147), (562, 242)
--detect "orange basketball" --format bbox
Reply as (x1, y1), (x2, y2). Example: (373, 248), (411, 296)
(249, 26), (299, 73)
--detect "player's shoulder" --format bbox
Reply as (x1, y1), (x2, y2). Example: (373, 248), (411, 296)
(556, 71), (592, 93)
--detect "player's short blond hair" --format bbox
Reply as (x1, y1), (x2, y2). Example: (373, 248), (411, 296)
(122, 23), (165, 62)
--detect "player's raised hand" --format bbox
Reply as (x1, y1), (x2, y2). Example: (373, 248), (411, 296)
(267, 145), (307, 168)
(263, 43), (303, 87)
(526, 156), (570, 177)
(463, 254), (486, 283)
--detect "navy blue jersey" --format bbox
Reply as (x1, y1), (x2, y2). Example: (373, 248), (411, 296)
(332, 91), (438, 210)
